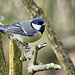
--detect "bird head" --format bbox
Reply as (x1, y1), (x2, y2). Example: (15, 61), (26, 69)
(31, 18), (46, 34)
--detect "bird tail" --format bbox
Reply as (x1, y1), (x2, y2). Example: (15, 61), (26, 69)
(0, 25), (8, 30)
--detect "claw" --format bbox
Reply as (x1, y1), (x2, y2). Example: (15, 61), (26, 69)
(23, 45), (31, 49)
(23, 43), (31, 49)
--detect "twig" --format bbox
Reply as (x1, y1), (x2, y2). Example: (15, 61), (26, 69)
(28, 63), (61, 74)
(32, 43), (46, 65)
(28, 43), (61, 75)
(0, 33), (8, 75)
(32, 45), (39, 65)
(21, 0), (75, 75)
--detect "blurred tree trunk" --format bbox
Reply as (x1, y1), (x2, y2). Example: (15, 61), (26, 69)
(35, 0), (75, 34)
(0, 0), (30, 21)
(35, 0), (75, 50)
(0, 33), (8, 75)
(9, 40), (22, 75)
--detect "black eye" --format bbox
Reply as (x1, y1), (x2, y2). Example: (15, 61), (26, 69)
(38, 22), (44, 25)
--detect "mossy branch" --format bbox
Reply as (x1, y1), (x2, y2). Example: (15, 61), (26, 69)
(0, 33), (8, 75)
(21, 0), (75, 75)
(9, 40), (22, 75)
(27, 43), (61, 75)
(8, 36), (61, 74)
(32, 43), (46, 65)
(11, 39), (61, 74)
(28, 63), (61, 75)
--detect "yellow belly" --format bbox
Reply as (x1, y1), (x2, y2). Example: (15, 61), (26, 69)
(13, 32), (42, 43)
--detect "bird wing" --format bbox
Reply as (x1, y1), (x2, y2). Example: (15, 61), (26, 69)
(7, 22), (25, 35)
(7, 21), (37, 36)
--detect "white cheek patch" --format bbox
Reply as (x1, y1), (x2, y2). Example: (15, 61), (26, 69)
(32, 23), (41, 30)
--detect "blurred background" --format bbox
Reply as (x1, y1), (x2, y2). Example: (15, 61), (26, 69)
(0, 0), (75, 75)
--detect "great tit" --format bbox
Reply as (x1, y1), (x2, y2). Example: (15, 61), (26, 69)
(0, 18), (46, 46)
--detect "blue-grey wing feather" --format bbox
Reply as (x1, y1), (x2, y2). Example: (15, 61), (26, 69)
(7, 21), (36, 36)
(20, 21), (37, 36)
(7, 22), (25, 35)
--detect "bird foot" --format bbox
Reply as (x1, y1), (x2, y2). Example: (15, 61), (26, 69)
(23, 45), (31, 49)
(23, 43), (31, 49)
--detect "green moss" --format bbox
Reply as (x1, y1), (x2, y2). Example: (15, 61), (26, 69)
(0, 34), (8, 75)
(9, 40), (22, 75)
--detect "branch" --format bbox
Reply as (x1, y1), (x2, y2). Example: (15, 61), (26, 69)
(21, 0), (75, 75)
(32, 43), (46, 65)
(28, 43), (61, 75)
(9, 40), (22, 75)
(0, 33), (8, 75)
(9, 37), (61, 75)
(28, 63), (61, 74)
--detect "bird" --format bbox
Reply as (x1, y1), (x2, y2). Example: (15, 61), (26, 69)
(0, 18), (46, 48)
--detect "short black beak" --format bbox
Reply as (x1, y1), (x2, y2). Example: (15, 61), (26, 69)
(42, 23), (46, 26)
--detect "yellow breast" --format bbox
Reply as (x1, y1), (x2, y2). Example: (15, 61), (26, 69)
(13, 32), (42, 43)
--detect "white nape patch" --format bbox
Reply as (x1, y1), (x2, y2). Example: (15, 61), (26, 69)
(32, 23), (41, 30)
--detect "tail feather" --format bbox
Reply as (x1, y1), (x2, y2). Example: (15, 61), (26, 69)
(0, 26), (8, 30)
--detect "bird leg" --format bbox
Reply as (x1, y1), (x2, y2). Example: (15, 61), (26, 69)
(23, 43), (31, 49)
